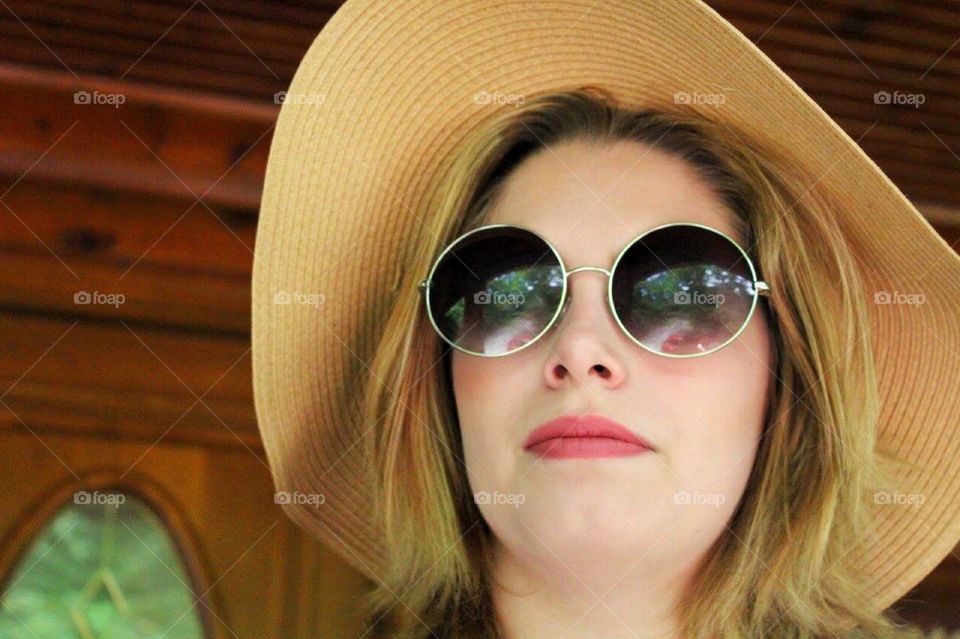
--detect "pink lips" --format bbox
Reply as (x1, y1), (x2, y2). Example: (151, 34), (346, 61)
(523, 414), (654, 459)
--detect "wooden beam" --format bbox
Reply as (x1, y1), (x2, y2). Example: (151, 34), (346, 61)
(0, 62), (276, 210)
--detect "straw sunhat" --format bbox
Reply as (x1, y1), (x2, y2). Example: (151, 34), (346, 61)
(251, 0), (960, 614)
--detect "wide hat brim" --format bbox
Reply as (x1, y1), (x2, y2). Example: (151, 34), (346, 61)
(251, 0), (960, 613)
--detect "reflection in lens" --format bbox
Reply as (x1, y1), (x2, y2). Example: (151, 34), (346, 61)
(427, 227), (564, 356)
(611, 226), (758, 356)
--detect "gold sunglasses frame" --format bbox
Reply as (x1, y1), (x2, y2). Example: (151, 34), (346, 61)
(418, 221), (771, 358)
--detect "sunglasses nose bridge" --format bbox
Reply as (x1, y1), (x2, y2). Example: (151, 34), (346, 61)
(565, 265), (612, 278)
(554, 264), (616, 325)
(561, 265), (614, 305)
(560, 266), (614, 314)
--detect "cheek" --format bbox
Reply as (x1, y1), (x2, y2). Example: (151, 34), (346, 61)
(450, 349), (484, 413)
(450, 351), (522, 494)
(647, 314), (773, 556)
(662, 309), (772, 499)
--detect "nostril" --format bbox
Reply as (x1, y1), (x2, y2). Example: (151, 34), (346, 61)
(593, 364), (611, 378)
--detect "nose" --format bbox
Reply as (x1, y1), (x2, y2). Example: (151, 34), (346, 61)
(541, 266), (629, 389)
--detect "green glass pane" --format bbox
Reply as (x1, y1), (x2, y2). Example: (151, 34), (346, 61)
(0, 491), (207, 639)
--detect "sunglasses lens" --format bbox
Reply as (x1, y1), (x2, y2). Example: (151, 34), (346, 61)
(611, 225), (759, 356)
(426, 227), (564, 356)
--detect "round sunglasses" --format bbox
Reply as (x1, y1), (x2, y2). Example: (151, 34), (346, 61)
(417, 222), (771, 358)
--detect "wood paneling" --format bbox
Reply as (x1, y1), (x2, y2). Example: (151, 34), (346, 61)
(0, 177), (253, 332)
(0, 311), (257, 449)
(709, 0), (960, 208)
(0, 64), (274, 210)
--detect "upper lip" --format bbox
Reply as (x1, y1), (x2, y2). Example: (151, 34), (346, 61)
(523, 414), (655, 451)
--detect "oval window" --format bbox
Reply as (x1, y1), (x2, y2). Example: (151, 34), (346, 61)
(0, 490), (207, 638)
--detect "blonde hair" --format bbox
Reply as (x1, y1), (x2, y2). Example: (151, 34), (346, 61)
(358, 86), (948, 638)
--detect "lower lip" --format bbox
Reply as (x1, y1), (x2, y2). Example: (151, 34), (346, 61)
(525, 437), (652, 459)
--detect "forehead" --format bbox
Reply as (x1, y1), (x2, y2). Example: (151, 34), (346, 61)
(483, 139), (746, 264)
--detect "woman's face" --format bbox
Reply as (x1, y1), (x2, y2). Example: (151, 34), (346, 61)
(451, 139), (774, 581)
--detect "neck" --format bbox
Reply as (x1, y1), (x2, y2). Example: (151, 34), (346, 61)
(489, 538), (695, 639)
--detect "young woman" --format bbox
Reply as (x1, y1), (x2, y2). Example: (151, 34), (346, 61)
(358, 87), (954, 639)
(252, 3), (960, 638)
